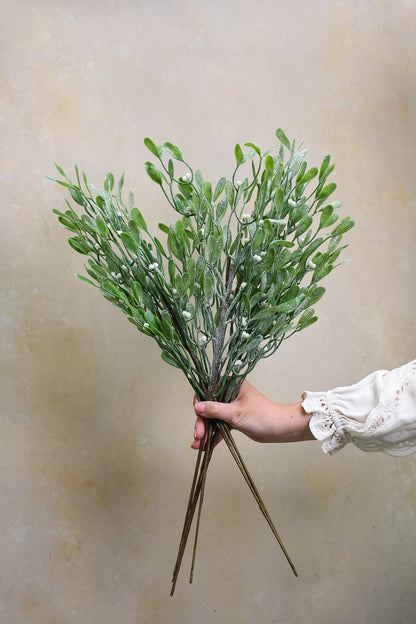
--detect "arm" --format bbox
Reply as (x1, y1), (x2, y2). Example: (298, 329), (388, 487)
(192, 359), (416, 456)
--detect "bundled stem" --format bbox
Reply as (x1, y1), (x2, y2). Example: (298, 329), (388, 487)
(170, 418), (297, 595)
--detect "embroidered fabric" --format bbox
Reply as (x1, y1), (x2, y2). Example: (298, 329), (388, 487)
(301, 359), (416, 456)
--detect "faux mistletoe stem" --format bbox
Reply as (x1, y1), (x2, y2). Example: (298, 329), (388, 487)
(51, 128), (355, 596)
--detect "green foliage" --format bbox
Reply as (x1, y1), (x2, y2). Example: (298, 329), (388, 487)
(51, 129), (354, 402)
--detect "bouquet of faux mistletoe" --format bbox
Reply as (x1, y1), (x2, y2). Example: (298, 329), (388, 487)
(51, 128), (354, 594)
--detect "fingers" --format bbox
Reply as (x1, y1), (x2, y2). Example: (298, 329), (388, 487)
(194, 415), (205, 440)
(194, 399), (237, 425)
(191, 415), (224, 450)
(191, 400), (239, 449)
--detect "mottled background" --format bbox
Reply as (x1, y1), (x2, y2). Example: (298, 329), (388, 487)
(1, 1), (416, 622)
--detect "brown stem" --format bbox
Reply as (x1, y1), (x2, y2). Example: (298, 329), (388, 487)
(189, 421), (218, 583)
(217, 421), (298, 577)
(170, 420), (217, 595)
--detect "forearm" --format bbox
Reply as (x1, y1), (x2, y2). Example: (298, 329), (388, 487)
(265, 401), (314, 443)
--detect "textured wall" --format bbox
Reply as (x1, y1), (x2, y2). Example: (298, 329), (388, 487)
(1, 1), (416, 622)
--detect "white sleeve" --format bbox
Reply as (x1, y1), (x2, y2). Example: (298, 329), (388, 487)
(301, 359), (416, 456)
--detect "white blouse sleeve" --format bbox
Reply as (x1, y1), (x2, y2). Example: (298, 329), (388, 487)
(301, 359), (416, 456)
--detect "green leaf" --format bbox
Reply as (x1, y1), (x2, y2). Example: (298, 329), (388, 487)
(297, 309), (317, 329)
(262, 246), (276, 270)
(275, 247), (292, 269)
(76, 274), (96, 286)
(308, 286), (325, 305)
(252, 228), (264, 252)
(186, 257), (196, 284)
(295, 215), (313, 238)
(225, 180), (234, 204)
(85, 265), (101, 282)
(242, 149), (256, 163)
(58, 216), (77, 231)
(104, 173), (114, 193)
(281, 285), (300, 303)
(213, 177), (226, 202)
(116, 173), (125, 200)
(253, 306), (279, 320)
(95, 215), (109, 238)
(174, 219), (185, 242)
(216, 197), (228, 220)
(128, 219), (142, 242)
(203, 271), (215, 302)
(164, 142), (184, 161)
(88, 261), (108, 277)
(144, 161), (164, 185)
(168, 158), (174, 179)
(69, 188), (85, 206)
(312, 264), (333, 283)
(319, 163), (335, 184)
(195, 169), (204, 190)
(244, 142), (261, 157)
(299, 167), (318, 185)
(275, 128), (291, 150)
(243, 292), (251, 314)
(144, 137), (161, 158)
(128, 191), (135, 210)
(54, 163), (70, 180)
(275, 298), (300, 314)
(207, 234), (221, 264)
(319, 155), (331, 179)
(168, 224), (184, 261)
(202, 181), (213, 204)
(265, 155), (274, 171)
(274, 187), (284, 211)
(296, 160), (307, 179)
(319, 205), (335, 229)
(101, 280), (126, 299)
(174, 274), (187, 298)
(68, 236), (90, 255)
(272, 240), (295, 249)
(130, 207), (147, 230)
(331, 217), (354, 236)
(168, 258), (176, 284)
(173, 194), (190, 215)
(154, 236), (167, 259)
(131, 281), (143, 303)
(119, 231), (138, 254)
(161, 351), (181, 368)
(317, 182), (337, 202)
(234, 143), (244, 166)
(158, 222), (169, 234)
(328, 233), (343, 252)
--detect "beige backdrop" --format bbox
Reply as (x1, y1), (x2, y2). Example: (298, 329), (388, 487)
(1, 1), (416, 622)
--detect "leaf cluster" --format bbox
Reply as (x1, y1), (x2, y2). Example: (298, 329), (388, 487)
(51, 129), (354, 402)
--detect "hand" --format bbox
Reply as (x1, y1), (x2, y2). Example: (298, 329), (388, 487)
(191, 379), (315, 449)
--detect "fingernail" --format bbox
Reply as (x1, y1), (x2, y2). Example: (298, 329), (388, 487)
(193, 426), (197, 439)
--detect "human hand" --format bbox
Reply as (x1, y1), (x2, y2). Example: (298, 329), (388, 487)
(191, 379), (314, 449)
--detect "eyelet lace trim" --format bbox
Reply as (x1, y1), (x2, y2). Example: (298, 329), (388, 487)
(302, 360), (416, 456)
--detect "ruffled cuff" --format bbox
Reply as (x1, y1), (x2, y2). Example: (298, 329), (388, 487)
(301, 390), (350, 455)
(301, 361), (416, 456)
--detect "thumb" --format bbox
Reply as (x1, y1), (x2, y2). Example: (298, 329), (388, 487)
(194, 400), (239, 427)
